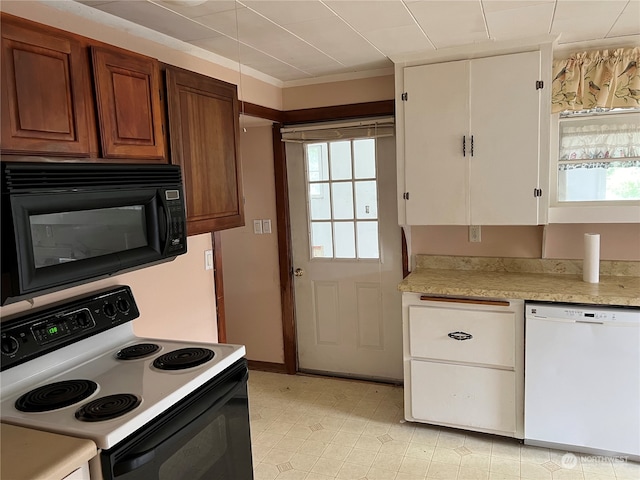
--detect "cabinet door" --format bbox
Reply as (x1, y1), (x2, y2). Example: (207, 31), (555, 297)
(165, 67), (244, 234)
(92, 46), (165, 160)
(410, 360), (516, 433)
(1, 21), (91, 156)
(469, 51), (541, 225)
(403, 61), (469, 225)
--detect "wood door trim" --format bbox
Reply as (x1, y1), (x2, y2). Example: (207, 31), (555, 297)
(212, 231), (227, 343)
(247, 360), (288, 374)
(272, 123), (297, 375)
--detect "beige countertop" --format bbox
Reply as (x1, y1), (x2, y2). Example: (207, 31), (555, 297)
(399, 256), (640, 306)
(1, 423), (97, 480)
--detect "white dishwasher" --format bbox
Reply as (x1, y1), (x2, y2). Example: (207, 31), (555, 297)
(525, 303), (640, 459)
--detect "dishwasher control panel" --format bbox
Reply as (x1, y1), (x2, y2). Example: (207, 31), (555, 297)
(526, 303), (640, 323)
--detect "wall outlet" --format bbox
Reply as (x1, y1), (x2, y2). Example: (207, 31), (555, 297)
(204, 249), (213, 270)
(262, 219), (272, 234)
(469, 225), (481, 243)
(253, 219), (263, 234)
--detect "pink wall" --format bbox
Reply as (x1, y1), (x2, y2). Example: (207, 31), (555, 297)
(544, 223), (640, 261)
(411, 226), (544, 258)
(410, 224), (640, 261)
(220, 126), (284, 363)
(0, 234), (218, 343)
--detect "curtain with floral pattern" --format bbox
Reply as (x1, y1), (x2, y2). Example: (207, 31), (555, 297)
(551, 47), (640, 113)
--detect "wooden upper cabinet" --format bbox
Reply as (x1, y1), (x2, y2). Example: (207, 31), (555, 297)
(92, 46), (165, 160)
(1, 19), (92, 156)
(165, 66), (244, 234)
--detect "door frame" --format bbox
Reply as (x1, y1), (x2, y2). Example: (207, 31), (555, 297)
(226, 100), (395, 374)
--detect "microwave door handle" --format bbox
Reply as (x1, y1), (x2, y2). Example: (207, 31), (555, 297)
(157, 204), (167, 245)
(112, 369), (249, 476)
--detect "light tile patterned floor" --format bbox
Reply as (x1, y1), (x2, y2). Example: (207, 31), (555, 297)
(247, 370), (639, 480)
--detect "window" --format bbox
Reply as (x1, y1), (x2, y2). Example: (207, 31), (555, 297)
(556, 110), (640, 203)
(305, 139), (379, 259)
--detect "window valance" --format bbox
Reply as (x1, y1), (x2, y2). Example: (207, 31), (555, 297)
(551, 47), (640, 113)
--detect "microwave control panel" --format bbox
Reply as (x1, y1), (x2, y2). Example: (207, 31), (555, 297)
(164, 189), (186, 254)
(0, 286), (139, 371)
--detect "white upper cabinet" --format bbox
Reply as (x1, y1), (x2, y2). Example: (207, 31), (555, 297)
(399, 50), (547, 226)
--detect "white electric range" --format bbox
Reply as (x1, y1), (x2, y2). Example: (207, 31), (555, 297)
(0, 286), (254, 479)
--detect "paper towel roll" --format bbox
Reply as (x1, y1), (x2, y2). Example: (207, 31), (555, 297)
(583, 233), (600, 283)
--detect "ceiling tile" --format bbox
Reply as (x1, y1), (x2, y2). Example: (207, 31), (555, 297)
(485, 2), (555, 39)
(325, 0), (416, 32)
(154, 0), (238, 19)
(552, 0), (629, 43)
(364, 25), (435, 56)
(407, 0), (489, 48)
(606, 0), (640, 38)
(95, 1), (217, 41)
(284, 16), (389, 66)
(482, 0), (554, 13)
(190, 35), (241, 62)
(242, 0), (334, 25)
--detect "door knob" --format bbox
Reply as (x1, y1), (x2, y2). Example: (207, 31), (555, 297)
(294, 268), (304, 277)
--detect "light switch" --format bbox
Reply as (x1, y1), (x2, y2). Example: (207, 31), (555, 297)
(204, 249), (213, 270)
(253, 220), (263, 234)
(262, 219), (272, 234)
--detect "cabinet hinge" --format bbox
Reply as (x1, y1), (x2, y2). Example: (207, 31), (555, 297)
(403, 192), (410, 200)
(536, 80), (544, 90)
(161, 124), (165, 135)
(533, 188), (543, 197)
(401, 92), (408, 101)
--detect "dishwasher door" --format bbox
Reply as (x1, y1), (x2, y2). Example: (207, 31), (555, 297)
(524, 303), (640, 458)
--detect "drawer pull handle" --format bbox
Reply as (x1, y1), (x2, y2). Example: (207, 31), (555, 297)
(448, 331), (473, 341)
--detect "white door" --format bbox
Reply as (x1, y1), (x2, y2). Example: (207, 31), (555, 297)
(469, 51), (542, 225)
(403, 60), (470, 225)
(286, 134), (403, 381)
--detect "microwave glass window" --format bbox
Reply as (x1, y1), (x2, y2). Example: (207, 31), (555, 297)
(29, 206), (148, 268)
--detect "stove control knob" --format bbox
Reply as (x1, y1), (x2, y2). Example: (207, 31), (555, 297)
(76, 311), (91, 327)
(102, 302), (117, 318)
(1, 335), (19, 356)
(116, 298), (131, 314)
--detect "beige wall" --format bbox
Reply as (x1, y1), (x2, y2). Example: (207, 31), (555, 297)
(221, 126), (284, 363)
(283, 75), (395, 110)
(0, 234), (218, 343)
(0, 1), (282, 109)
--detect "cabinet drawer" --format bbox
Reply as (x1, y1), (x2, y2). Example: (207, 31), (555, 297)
(409, 360), (516, 433)
(408, 305), (515, 367)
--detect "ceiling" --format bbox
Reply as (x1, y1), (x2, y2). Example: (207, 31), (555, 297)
(74, 0), (639, 85)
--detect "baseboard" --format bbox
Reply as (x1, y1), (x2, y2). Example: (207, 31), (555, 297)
(247, 360), (289, 374)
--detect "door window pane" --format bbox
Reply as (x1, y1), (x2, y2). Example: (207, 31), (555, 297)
(357, 221), (379, 259)
(334, 222), (355, 258)
(331, 183), (354, 219)
(309, 183), (331, 220)
(329, 141), (352, 180)
(354, 139), (376, 179)
(355, 181), (377, 219)
(306, 143), (329, 181)
(304, 138), (380, 260)
(311, 222), (333, 258)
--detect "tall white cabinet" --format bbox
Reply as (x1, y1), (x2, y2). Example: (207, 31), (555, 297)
(398, 48), (550, 226)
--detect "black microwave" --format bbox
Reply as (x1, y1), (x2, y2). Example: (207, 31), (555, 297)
(1, 162), (187, 305)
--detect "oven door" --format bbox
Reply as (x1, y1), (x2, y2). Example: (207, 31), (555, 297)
(101, 359), (253, 480)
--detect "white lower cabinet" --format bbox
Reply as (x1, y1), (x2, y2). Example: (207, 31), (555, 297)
(403, 293), (524, 438)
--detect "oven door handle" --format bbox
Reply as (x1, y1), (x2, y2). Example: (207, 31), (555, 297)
(112, 367), (249, 476)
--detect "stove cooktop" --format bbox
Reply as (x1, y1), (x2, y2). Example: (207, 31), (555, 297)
(0, 287), (245, 450)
